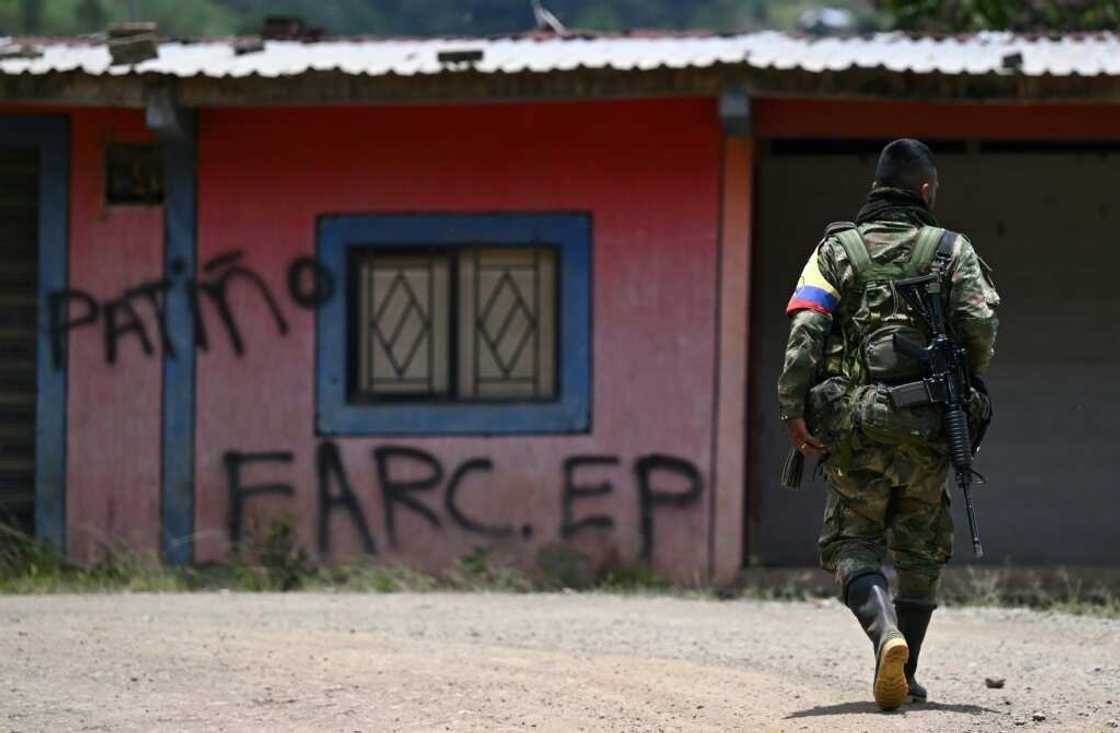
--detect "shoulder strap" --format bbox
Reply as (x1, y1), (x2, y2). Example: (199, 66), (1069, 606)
(834, 228), (872, 277)
(935, 229), (957, 264)
(907, 226), (946, 274)
(934, 230), (959, 302)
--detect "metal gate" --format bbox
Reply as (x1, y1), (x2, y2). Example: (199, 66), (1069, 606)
(0, 147), (39, 534)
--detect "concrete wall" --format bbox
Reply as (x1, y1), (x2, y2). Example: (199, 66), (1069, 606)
(179, 99), (730, 580)
(5, 98), (753, 582)
(65, 109), (164, 559)
(43, 96), (1120, 577)
(749, 103), (1120, 566)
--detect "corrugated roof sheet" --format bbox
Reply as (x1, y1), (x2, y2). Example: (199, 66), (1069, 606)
(1, 31), (1119, 80)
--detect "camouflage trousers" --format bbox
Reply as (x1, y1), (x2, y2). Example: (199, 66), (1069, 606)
(818, 435), (953, 602)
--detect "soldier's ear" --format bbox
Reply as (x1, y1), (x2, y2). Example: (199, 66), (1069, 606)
(920, 181), (936, 208)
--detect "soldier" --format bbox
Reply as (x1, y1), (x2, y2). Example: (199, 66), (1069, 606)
(777, 139), (999, 710)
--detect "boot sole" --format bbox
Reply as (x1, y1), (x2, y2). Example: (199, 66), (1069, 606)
(874, 637), (910, 711)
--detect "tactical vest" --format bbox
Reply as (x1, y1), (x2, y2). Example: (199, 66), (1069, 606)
(830, 224), (951, 385)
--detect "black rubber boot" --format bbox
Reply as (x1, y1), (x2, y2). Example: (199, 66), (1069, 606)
(895, 599), (936, 703)
(844, 573), (910, 711)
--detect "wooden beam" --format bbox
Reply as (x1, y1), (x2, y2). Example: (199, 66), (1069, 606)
(755, 98), (1120, 139)
(711, 131), (752, 586)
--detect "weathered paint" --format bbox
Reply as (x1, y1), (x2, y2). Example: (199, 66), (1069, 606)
(13, 91), (1120, 578)
(161, 111), (198, 565)
(13, 93), (1120, 575)
(712, 134), (752, 584)
(194, 99), (724, 580)
(65, 109), (164, 560)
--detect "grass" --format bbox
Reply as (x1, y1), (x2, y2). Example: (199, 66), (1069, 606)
(0, 522), (188, 593)
(0, 520), (536, 594)
(3, 522), (1119, 617)
(0, 522), (601, 595)
(731, 564), (1120, 619)
(938, 564), (1120, 618)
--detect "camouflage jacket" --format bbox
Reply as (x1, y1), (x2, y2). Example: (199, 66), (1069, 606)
(777, 219), (1000, 420)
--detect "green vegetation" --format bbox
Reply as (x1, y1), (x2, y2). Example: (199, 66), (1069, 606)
(938, 565), (1120, 618)
(0, 521), (188, 593)
(735, 565), (1120, 619)
(2, 0), (1109, 38)
(873, 0), (1120, 32)
(0, 519), (666, 595)
(0, 0), (878, 38)
(3, 521), (1117, 617)
(0, 0), (240, 37)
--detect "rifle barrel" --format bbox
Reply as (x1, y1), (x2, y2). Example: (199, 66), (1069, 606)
(961, 478), (984, 558)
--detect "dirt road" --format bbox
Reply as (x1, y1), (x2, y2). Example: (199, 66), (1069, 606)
(1, 592), (1117, 732)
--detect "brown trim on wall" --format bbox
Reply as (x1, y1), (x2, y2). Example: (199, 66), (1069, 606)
(711, 134), (752, 586)
(755, 99), (1120, 140)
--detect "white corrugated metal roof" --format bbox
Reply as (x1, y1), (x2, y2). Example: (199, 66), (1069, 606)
(1, 31), (1119, 80)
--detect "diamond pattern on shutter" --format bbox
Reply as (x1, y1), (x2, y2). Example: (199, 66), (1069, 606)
(358, 254), (449, 397)
(458, 248), (556, 400)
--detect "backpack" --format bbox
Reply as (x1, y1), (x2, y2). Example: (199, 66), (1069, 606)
(830, 223), (951, 385)
(807, 223), (994, 451)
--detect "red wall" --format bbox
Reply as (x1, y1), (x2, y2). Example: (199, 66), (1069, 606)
(39, 96), (1120, 574)
(66, 109), (164, 560)
(193, 99), (724, 580)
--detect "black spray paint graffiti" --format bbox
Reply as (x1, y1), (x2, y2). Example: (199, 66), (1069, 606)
(224, 442), (703, 560)
(47, 250), (334, 368)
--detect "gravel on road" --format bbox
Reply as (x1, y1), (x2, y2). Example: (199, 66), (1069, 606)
(1, 592), (1117, 732)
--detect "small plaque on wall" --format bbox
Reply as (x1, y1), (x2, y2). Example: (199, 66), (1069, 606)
(105, 144), (164, 205)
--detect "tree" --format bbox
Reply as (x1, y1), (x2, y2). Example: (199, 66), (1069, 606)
(876, 0), (1120, 32)
(20, 0), (43, 33)
(0, 1), (881, 39)
(76, 0), (107, 33)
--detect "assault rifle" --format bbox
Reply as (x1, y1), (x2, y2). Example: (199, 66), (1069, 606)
(891, 272), (985, 558)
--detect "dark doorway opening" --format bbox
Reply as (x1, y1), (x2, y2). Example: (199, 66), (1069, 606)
(748, 139), (1119, 567)
(0, 146), (39, 535)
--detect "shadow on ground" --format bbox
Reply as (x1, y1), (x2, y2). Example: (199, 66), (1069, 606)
(787, 700), (999, 718)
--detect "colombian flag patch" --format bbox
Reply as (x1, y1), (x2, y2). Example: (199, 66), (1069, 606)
(786, 251), (840, 316)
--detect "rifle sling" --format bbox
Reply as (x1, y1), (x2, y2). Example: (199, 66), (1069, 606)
(935, 229), (957, 268)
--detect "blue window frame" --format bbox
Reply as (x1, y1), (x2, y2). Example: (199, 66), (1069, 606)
(316, 213), (591, 435)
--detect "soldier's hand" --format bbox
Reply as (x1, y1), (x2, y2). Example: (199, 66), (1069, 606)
(785, 417), (826, 458)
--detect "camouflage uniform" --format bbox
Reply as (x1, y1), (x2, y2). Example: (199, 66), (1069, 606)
(778, 214), (1000, 602)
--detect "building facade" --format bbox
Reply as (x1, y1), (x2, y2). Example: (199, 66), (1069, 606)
(2, 33), (1118, 581)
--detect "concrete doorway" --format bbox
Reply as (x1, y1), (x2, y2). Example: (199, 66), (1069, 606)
(748, 139), (1119, 567)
